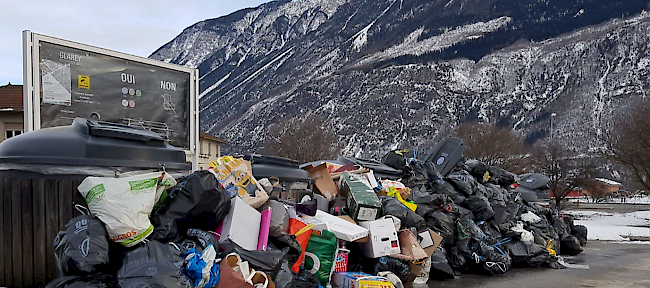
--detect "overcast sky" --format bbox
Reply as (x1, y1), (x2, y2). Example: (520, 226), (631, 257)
(0, 0), (269, 85)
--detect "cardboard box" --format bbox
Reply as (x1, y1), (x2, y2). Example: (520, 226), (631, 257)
(359, 218), (400, 258)
(303, 210), (369, 242)
(340, 173), (381, 222)
(304, 163), (338, 200)
(331, 272), (395, 288)
(418, 229), (443, 256)
(404, 229), (443, 286)
(389, 230), (428, 262)
(220, 196), (261, 250)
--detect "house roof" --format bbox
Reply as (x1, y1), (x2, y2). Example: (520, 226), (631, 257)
(0, 83), (23, 112)
(595, 178), (622, 187)
(199, 132), (227, 144)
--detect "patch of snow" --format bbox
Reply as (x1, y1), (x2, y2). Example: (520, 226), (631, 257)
(354, 17), (511, 67)
(572, 210), (650, 241)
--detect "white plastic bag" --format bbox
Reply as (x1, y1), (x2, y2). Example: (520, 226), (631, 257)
(521, 211), (542, 224)
(78, 172), (176, 247)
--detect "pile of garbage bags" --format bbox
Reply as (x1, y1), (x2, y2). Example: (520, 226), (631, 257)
(46, 138), (588, 288)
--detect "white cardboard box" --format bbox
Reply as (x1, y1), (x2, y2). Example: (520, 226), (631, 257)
(306, 210), (369, 242)
(220, 196), (261, 250)
(359, 218), (400, 258)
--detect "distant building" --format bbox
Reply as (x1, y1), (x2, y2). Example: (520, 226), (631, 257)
(196, 132), (227, 170)
(0, 83), (24, 142)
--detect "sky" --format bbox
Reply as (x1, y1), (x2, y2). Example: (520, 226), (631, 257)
(0, 0), (269, 85)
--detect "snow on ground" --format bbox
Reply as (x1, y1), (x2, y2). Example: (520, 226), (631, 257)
(571, 210), (650, 241)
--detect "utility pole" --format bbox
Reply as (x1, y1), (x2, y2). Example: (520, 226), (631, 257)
(550, 113), (557, 139)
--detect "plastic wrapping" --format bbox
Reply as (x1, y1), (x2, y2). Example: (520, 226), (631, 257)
(45, 274), (116, 288)
(465, 195), (495, 222)
(78, 172), (176, 247)
(424, 211), (456, 247)
(304, 230), (337, 285)
(380, 196), (428, 231)
(372, 256), (411, 284)
(117, 241), (189, 288)
(53, 215), (110, 276)
(151, 170), (231, 243)
(446, 170), (477, 196)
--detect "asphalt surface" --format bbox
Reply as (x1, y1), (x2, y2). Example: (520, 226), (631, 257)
(422, 241), (650, 287)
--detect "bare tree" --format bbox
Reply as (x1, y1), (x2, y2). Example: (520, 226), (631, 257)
(580, 179), (610, 203)
(605, 98), (650, 190)
(453, 122), (529, 173)
(263, 116), (340, 163)
(532, 142), (595, 208)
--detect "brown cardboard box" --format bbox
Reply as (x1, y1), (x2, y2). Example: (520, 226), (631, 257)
(389, 230), (428, 261)
(304, 163), (338, 200)
(404, 229), (443, 287)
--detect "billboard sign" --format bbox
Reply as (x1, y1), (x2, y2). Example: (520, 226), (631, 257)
(23, 31), (199, 164)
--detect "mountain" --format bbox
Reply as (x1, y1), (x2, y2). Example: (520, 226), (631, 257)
(151, 0), (650, 158)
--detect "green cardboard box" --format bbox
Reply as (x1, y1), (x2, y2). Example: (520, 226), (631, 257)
(340, 172), (381, 222)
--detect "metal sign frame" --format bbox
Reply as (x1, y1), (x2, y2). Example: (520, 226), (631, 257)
(22, 30), (199, 170)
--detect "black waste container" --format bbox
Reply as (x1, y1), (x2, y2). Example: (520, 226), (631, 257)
(0, 118), (191, 287)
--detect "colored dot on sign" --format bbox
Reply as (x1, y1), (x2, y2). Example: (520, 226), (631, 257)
(129, 88), (135, 96)
(136, 90), (141, 96)
(129, 100), (136, 108)
(121, 87), (128, 95)
(121, 99), (129, 107)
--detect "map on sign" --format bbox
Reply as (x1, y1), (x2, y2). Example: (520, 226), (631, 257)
(38, 41), (191, 149)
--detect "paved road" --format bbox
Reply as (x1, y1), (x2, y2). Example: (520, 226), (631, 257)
(423, 241), (650, 288)
(567, 203), (649, 213)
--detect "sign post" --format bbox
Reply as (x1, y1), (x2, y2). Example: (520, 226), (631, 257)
(23, 30), (199, 170)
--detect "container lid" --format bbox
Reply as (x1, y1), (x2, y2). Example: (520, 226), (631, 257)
(0, 118), (191, 170)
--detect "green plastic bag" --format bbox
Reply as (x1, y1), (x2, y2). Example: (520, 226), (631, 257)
(303, 230), (337, 285)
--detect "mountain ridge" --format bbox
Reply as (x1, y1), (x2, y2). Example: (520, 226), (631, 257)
(151, 0), (650, 158)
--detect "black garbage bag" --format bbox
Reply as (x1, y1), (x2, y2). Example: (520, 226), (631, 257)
(479, 221), (502, 243)
(219, 240), (287, 278)
(54, 215), (110, 276)
(46, 274), (116, 288)
(560, 235), (583, 256)
(372, 256), (411, 284)
(381, 149), (410, 171)
(445, 170), (477, 196)
(465, 195), (495, 222)
(430, 180), (466, 205)
(563, 214), (576, 230)
(117, 241), (189, 288)
(488, 166), (517, 186)
(269, 234), (303, 270)
(151, 170), (231, 243)
(473, 241), (512, 275)
(295, 269), (321, 288)
(446, 246), (467, 271)
(403, 161), (431, 187)
(429, 247), (455, 280)
(176, 228), (218, 254)
(525, 244), (561, 268)
(572, 225), (588, 246)
(380, 196), (428, 231)
(456, 216), (486, 255)
(273, 261), (296, 288)
(464, 160), (491, 183)
(484, 184), (508, 207)
(449, 203), (474, 221)
(424, 211), (456, 246)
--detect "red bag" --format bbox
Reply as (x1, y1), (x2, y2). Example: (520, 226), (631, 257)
(288, 218), (313, 273)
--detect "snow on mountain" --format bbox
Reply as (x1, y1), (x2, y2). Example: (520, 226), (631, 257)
(151, 0), (650, 158)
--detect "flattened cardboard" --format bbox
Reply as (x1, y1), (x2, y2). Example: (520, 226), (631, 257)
(418, 229), (443, 256)
(389, 230), (428, 261)
(305, 163), (338, 200)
